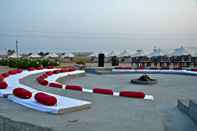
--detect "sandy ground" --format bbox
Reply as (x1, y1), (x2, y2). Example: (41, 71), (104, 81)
(0, 67), (197, 131)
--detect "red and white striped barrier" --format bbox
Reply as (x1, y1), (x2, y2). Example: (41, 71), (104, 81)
(0, 67), (91, 114)
(37, 69), (154, 101)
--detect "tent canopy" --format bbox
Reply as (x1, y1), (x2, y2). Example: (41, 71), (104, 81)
(148, 48), (165, 57)
(118, 50), (131, 57)
(45, 53), (59, 58)
(131, 50), (146, 57)
(29, 53), (41, 58)
(8, 53), (21, 58)
(63, 53), (75, 58)
(106, 51), (117, 57)
(170, 46), (191, 56)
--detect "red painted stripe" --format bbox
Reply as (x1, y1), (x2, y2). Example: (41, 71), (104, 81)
(119, 91), (145, 98)
(65, 85), (83, 91)
(93, 88), (113, 95)
(49, 82), (63, 88)
(37, 79), (48, 86)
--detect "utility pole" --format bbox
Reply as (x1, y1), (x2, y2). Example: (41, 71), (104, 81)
(16, 40), (19, 58)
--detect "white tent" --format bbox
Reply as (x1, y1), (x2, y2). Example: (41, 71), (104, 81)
(45, 53), (59, 58)
(63, 53), (75, 58)
(8, 53), (21, 58)
(28, 53), (41, 58)
(170, 46), (191, 56)
(89, 52), (98, 57)
(118, 50), (131, 57)
(106, 51), (117, 57)
(148, 48), (165, 57)
(131, 50), (146, 57)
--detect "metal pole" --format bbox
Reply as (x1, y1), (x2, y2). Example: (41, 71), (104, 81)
(16, 40), (18, 58)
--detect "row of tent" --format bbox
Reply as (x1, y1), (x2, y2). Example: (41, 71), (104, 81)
(8, 52), (75, 59)
(91, 46), (197, 58)
(7, 46), (197, 59)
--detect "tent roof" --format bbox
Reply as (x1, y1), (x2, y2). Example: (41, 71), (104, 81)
(106, 51), (117, 57)
(63, 53), (75, 58)
(118, 50), (131, 57)
(170, 46), (191, 56)
(8, 53), (21, 58)
(29, 53), (41, 58)
(148, 48), (165, 57)
(131, 50), (146, 57)
(89, 52), (99, 57)
(45, 53), (59, 58)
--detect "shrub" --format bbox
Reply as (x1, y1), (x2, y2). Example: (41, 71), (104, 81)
(0, 58), (60, 69)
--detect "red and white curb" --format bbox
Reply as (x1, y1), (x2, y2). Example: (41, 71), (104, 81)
(38, 70), (154, 101)
(0, 67), (91, 114)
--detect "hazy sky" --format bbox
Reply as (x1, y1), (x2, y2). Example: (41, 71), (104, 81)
(0, 0), (197, 53)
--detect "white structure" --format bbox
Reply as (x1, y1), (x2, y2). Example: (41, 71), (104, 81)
(89, 52), (98, 58)
(118, 50), (131, 57)
(45, 53), (59, 58)
(63, 53), (75, 58)
(106, 51), (117, 57)
(131, 50), (146, 57)
(170, 46), (191, 56)
(28, 53), (41, 58)
(118, 50), (131, 63)
(105, 51), (117, 63)
(148, 48), (165, 57)
(8, 53), (21, 58)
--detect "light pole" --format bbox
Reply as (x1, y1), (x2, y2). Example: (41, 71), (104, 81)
(16, 40), (19, 58)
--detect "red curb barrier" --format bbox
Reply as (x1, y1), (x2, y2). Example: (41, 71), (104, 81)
(27, 67), (36, 71)
(49, 82), (63, 88)
(2, 73), (9, 78)
(0, 75), (4, 81)
(16, 69), (23, 74)
(35, 66), (44, 70)
(0, 81), (8, 89)
(46, 66), (54, 69)
(119, 91), (145, 98)
(41, 74), (48, 78)
(35, 92), (57, 106)
(191, 69), (197, 72)
(38, 79), (48, 86)
(93, 88), (113, 95)
(53, 70), (61, 74)
(65, 85), (83, 91)
(13, 88), (32, 99)
(8, 70), (18, 75)
(45, 71), (54, 76)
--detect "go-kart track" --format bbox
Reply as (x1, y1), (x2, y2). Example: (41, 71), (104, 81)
(0, 67), (197, 131)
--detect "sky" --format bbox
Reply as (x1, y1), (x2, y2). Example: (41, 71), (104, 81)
(0, 0), (197, 53)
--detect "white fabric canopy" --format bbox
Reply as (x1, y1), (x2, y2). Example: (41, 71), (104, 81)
(106, 51), (117, 57)
(131, 50), (146, 57)
(63, 53), (75, 58)
(8, 53), (21, 58)
(89, 52), (99, 57)
(45, 53), (59, 58)
(170, 46), (191, 56)
(29, 53), (41, 58)
(148, 48), (165, 57)
(118, 50), (131, 57)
